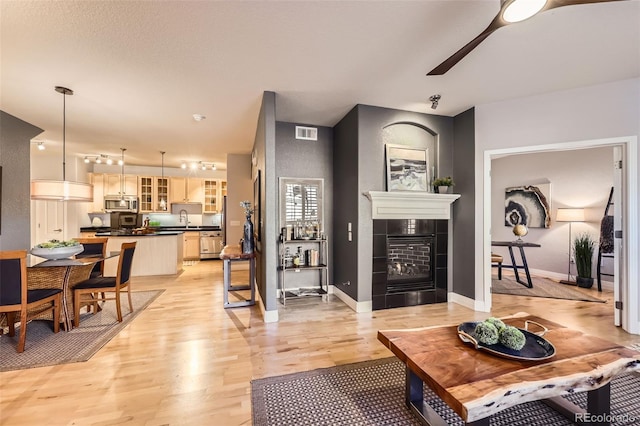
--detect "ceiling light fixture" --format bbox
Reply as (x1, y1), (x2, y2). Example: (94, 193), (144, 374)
(159, 151), (167, 211)
(181, 162), (187, 169)
(429, 94), (441, 110)
(36, 141), (46, 151)
(193, 114), (206, 122)
(31, 86), (93, 202)
(84, 156), (90, 164)
(501, 0), (547, 23)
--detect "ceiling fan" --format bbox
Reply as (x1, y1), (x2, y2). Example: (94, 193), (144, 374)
(427, 0), (627, 76)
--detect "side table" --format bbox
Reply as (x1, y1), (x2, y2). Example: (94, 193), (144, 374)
(219, 245), (256, 308)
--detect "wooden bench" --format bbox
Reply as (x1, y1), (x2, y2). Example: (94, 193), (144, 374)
(219, 245), (255, 308)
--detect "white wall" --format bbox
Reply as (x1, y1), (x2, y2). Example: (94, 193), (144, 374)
(475, 78), (639, 333)
(491, 147), (613, 279)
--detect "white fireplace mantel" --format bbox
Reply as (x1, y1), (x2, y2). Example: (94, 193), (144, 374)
(364, 191), (460, 220)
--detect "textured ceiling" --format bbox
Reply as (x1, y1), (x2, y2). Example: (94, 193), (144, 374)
(1, 0), (638, 170)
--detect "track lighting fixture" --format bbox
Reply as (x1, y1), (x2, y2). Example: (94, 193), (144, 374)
(36, 141), (46, 150)
(429, 94), (441, 110)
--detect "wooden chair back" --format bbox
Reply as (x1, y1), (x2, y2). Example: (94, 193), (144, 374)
(73, 237), (109, 277)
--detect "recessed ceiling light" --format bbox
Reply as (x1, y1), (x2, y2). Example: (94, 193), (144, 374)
(193, 114), (206, 122)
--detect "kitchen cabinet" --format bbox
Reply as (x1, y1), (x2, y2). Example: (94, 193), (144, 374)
(105, 174), (138, 196)
(89, 173), (106, 212)
(203, 179), (226, 213)
(170, 177), (204, 204)
(139, 176), (169, 212)
(183, 231), (201, 260)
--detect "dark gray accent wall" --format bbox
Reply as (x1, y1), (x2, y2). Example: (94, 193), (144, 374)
(252, 92), (277, 311)
(332, 106), (359, 300)
(452, 107), (476, 299)
(275, 121), (334, 288)
(333, 104), (456, 303)
(0, 111), (43, 250)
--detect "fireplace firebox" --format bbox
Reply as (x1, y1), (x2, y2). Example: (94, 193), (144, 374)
(386, 236), (434, 293)
(372, 219), (447, 310)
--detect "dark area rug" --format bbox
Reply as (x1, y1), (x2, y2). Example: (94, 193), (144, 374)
(0, 290), (163, 372)
(252, 357), (639, 425)
(492, 275), (606, 303)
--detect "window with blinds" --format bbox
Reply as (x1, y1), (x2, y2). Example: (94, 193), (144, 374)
(280, 178), (323, 229)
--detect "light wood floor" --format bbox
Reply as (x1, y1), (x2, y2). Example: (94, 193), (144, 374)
(1, 261), (638, 425)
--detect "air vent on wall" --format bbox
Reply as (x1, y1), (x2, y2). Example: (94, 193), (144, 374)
(295, 126), (318, 141)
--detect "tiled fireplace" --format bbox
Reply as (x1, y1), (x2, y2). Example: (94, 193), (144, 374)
(365, 191), (460, 311)
(372, 219), (448, 310)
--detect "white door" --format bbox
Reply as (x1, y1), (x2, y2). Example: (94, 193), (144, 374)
(34, 200), (65, 244)
(612, 147), (623, 326)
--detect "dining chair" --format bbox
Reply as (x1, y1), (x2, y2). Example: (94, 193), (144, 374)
(0, 250), (62, 353)
(73, 237), (109, 278)
(72, 241), (136, 328)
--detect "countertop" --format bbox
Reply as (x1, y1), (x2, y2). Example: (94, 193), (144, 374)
(82, 226), (221, 233)
(95, 231), (184, 237)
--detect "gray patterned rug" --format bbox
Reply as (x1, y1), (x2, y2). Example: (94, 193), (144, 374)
(492, 275), (606, 303)
(252, 357), (640, 425)
(0, 290), (163, 372)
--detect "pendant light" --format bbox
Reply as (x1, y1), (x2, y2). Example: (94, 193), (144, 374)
(30, 86), (93, 201)
(119, 148), (127, 206)
(159, 151), (167, 211)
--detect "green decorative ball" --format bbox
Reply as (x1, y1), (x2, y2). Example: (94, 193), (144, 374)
(485, 317), (506, 333)
(499, 326), (526, 350)
(474, 322), (499, 345)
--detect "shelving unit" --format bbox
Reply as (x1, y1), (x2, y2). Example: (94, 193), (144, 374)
(278, 238), (328, 305)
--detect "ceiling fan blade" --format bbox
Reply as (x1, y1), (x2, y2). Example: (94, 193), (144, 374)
(427, 14), (507, 76)
(545, 0), (628, 10)
(426, 0), (627, 76)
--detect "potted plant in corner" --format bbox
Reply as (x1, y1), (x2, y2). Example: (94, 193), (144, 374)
(574, 233), (596, 288)
(433, 176), (454, 194)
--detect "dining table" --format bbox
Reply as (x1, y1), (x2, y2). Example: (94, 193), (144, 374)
(27, 251), (120, 331)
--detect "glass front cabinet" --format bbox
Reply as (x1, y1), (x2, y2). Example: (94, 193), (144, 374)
(139, 176), (169, 212)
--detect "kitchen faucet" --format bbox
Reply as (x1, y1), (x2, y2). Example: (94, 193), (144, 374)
(179, 209), (189, 228)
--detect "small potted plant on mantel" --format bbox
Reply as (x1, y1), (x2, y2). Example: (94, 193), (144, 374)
(574, 233), (596, 288)
(433, 176), (454, 194)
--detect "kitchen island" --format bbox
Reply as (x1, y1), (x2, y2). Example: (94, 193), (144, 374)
(95, 231), (184, 277)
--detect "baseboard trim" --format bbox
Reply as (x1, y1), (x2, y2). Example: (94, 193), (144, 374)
(333, 286), (372, 313)
(256, 291), (279, 323)
(448, 292), (489, 312)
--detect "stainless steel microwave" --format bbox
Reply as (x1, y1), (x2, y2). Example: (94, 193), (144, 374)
(104, 196), (139, 212)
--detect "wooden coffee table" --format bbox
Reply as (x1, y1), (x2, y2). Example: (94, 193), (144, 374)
(378, 313), (640, 425)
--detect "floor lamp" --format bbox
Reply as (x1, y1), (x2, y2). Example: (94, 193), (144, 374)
(556, 208), (585, 285)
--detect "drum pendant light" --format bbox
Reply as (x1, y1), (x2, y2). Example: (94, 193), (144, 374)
(30, 86), (93, 201)
(159, 151), (167, 211)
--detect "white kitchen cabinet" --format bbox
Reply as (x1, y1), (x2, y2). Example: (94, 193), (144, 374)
(170, 177), (204, 204)
(89, 173), (106, 212)
(183, 231), (201, 260)
(105, 174), (138, 196)
(139, 176), (169, 212)
(203, 179), (226, 213)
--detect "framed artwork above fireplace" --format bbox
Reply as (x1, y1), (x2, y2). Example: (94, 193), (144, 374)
(385, 144), (429, 192)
